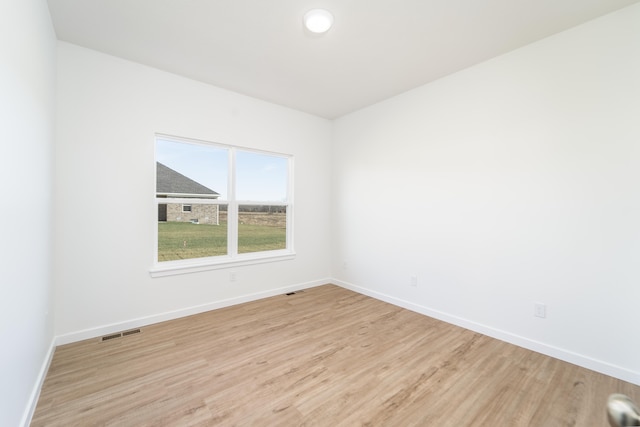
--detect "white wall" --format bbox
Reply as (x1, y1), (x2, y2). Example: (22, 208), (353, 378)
(54, 43), (332, 340)
(0, 0), (56, 425)
(332, 3), (640, 384)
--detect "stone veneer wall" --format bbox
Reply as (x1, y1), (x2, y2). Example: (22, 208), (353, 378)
(166, 203), (219, 225)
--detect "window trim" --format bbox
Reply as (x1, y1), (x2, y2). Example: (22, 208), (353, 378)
(149, 251), (296, 277)
(151, 134), (294, 277)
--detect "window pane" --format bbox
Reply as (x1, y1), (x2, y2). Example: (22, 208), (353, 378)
(158, 203), (227, 261)
(156, 138), (228, 200)
(238, 205), (287, 254)
(236, 151), (287, 201)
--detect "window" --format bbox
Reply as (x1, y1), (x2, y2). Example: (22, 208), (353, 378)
(152, 135), (293, 276)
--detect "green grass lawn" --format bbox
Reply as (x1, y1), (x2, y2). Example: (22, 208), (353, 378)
(158, 221), (286, 261)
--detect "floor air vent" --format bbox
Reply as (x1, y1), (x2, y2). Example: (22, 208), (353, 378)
(285, 290), (305, 296)
(101, 328), (141, 342)
(101, 333), (122, 341)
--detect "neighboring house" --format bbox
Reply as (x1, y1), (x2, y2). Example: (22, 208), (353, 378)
(156, 162), (221, 225)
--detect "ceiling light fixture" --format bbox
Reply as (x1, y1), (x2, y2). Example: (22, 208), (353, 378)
(303, 9), (334, 34)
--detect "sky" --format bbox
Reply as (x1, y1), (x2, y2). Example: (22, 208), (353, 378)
(156, 137), (288, 201)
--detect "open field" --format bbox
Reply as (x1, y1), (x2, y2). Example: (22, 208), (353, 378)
(158, 213), (286, 261)
(158, 222), (228, 261)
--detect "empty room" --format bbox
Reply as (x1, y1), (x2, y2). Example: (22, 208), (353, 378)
(3, 0), (640, 426)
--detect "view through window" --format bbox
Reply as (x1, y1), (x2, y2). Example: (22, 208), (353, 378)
(155, 135), (291, 266)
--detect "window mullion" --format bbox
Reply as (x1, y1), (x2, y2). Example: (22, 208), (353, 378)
(228, 148), (238, 257)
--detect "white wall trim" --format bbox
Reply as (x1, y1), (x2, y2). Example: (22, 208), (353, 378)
(149, 252), (296, 278)
(333, 279), (640, 386)
(56, 278), (330, 345)
(20, 337), (56, 427)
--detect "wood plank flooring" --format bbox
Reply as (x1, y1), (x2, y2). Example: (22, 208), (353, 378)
(32, 284), (640, 426)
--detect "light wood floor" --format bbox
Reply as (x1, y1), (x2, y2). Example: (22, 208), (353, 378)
(32, 284), (640, 426)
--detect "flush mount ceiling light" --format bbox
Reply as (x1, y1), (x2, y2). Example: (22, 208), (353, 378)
(303, 9), (334, 34)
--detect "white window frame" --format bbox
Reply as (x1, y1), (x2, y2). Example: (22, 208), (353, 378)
(150, 134), (294, 277)
(181, 204), (192, 213)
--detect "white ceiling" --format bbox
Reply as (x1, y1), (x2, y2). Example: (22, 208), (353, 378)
(47, 0), (639, 119)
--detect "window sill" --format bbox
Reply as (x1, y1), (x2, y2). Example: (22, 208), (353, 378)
(149, 251), (295, 278)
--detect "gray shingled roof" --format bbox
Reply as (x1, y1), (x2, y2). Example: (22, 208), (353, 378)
(156, 162), (220, 197)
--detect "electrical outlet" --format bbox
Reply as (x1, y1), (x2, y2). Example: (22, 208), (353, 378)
(230, 272), (237, 282)
(534, 302), (546, 318)
(410, 275), (418, 287)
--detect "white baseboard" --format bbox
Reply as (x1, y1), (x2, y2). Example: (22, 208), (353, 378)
(333, 279), (640, 386)
(20, 336), (56, 427)
(56, 278), (330, 346)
